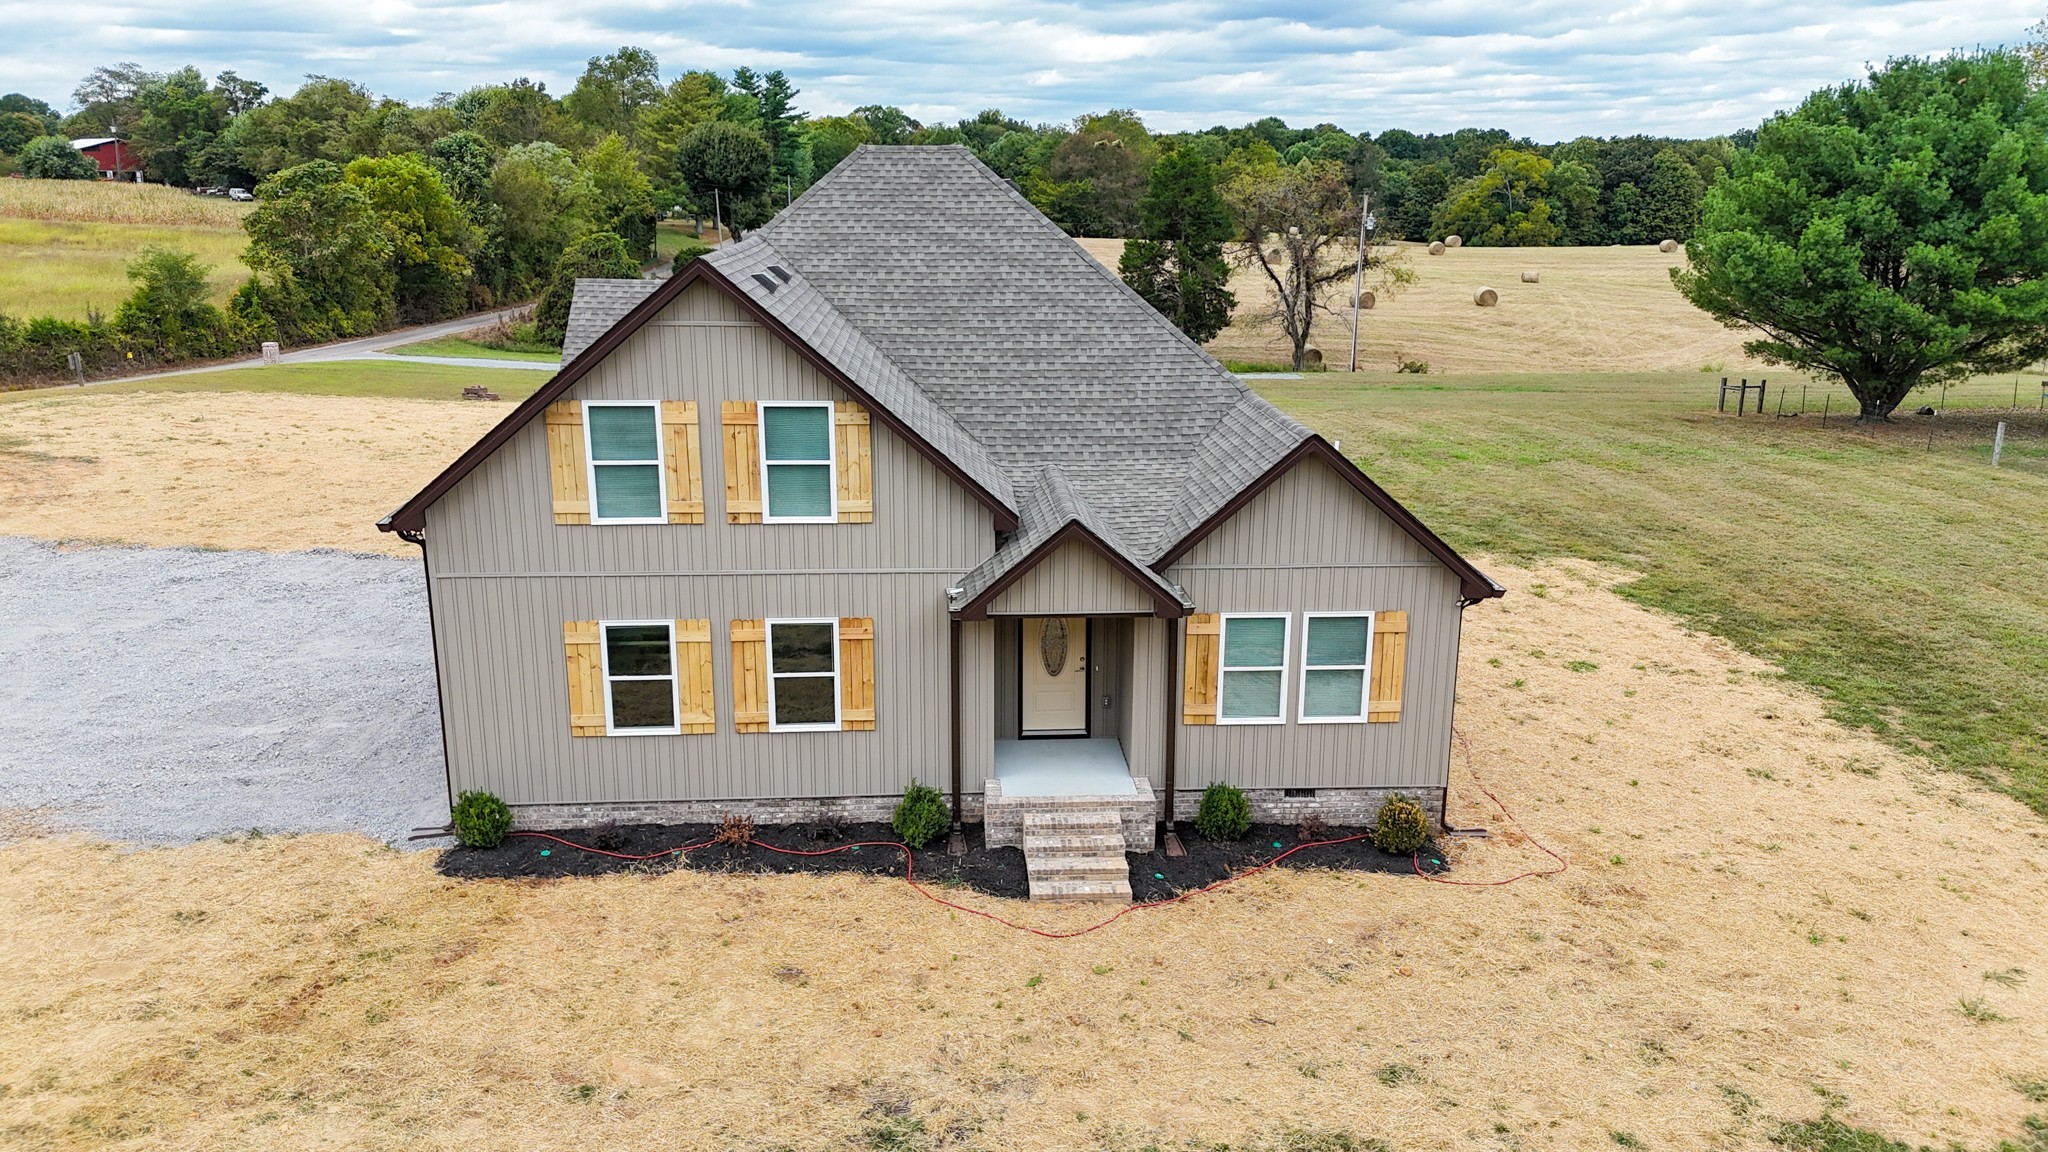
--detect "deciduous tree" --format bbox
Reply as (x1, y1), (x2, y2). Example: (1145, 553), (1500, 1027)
(242, 160), (395, 339)
(532, 231), (640, 344)
(677, 119), (772, 233)
(19, 136), (97, 179)
(1675, 52), (2048, 421)
(345, 154), (475, 321)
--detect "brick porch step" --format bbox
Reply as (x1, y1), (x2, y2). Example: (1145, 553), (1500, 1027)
(1019, 805), (1130, 903)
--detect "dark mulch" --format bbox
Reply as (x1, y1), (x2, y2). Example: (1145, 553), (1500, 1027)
(436, 819), (1442, 902)
(1130, 824), (1439, 903)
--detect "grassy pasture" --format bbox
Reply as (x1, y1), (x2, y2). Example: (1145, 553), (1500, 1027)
(0, 217), (252, 320)
(383, 335), (562, 363)
(1264, 370), (2048, 817)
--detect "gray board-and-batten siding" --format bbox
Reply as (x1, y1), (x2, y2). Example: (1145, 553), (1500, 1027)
(420, 280), (1468, 812)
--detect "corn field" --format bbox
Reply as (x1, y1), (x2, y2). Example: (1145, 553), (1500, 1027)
(0, 180), (254, 228)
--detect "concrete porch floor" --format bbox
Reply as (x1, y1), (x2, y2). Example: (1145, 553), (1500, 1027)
(992, 738), (1136, 797)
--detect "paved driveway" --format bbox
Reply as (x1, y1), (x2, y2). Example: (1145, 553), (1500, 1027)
(0, 538), (446, 845)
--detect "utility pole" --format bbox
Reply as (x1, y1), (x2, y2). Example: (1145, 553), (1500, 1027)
(1348, 194), (1372, 373)
(713, 188), (723, 244)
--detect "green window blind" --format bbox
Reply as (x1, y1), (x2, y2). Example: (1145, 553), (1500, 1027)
(588, 405), (659, 461)
(1220, 615), (1288, 721)
(1301, 614), (1371, 719)
(593, 465), (661, 520)
(762, 405), (830, 461)
(766, 464), (832, 518)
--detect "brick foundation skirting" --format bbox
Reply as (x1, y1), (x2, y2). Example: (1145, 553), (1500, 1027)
(512, 793), (988, 832)
(510, 783), (1440, 837)
(1166, 786), (1446, 829)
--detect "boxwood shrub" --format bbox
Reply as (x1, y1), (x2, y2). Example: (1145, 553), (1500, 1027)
(451, 790), (513, 849)
(1194, 782), (1252, 842)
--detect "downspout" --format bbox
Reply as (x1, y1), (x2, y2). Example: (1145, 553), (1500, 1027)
(1161, 614), (1184, 856)
(396, 526), (457, 826)
(948, 618), (965, 855)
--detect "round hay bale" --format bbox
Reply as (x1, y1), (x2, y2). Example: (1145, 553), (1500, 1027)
(1427, 241), (1446, 255)
(1520, 271), (1540, 283)
(1472, 287), (1498, 307)
(1302, 346), (1324, 367)
(1444, 235), (1463, 248)
(1659, 238), (1679, 253)
(1353, 289), (1376, 310)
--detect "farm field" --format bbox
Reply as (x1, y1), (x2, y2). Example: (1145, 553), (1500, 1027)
(2, 335), (2046, 1149)
(1076, 238), (1770, 375)
(0, 180), (256, 320)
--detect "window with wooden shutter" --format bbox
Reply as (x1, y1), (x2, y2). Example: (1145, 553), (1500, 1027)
(730, 618), (770, 732)
(1181, 613), (1220, 725)
(835, 402), (872, 523)
(546, 402), (591, 525)
(662, 401), (705, 524)
(563, 620), (605, 736)
(722, 401), (763, 523)
(674, 618), (715, 733)
(1368, 610), (1408, 723)
(839, 616), (875, 730)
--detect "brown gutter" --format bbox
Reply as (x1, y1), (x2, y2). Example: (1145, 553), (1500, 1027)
(948, 618), (966, 855)
(1161, 614), (1184, 857)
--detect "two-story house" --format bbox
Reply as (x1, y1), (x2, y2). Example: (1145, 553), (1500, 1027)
(379, 146), (1503, 899)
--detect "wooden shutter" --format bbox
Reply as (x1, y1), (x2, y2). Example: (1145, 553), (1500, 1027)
(563, 620), (605, 736)
(722, 401), (762, 523)
(730, 618), (769, 732)
(1181, 613), (1221, 725)
(662, 401), (705, 525)
(1368, 611), (1408, 723)
(839, 616), (876, 731)
(835, 402), (873, 523)
(546, 401), (590, 525)
(674, 618), (715, 734)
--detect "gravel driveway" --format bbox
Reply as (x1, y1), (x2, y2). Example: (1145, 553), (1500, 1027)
(0, 537), (446, 846)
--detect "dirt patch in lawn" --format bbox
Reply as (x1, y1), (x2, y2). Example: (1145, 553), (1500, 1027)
(437, 821), (1429, 901)
(0, 391), (505, 555)
(6, 560), (2046, 1152)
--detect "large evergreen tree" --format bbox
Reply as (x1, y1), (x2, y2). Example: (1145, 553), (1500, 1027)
(1675, 51), (2048, 421)
(1118, 148), (1236, 343)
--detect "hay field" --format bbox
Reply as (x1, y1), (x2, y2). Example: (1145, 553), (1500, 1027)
(1075, 239), (1763, 375)
(3, 561), (2045, 1151)
(0, 181), (255, 320)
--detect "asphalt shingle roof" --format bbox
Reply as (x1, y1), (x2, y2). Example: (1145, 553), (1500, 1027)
(563, 278), (659, 364)
(567, 145), (1320, 595)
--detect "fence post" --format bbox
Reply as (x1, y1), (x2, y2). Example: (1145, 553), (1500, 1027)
(1821, 394), (1830, 427)
(1758, 379), (1766, 415)
(1719, 377), (1728, 412)
(1993, 421), (2006, 468)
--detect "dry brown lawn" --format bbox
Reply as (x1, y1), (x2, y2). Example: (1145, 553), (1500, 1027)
(3, 558), (2044, 1150)
(0, 391), (508, 557)
(1076, 238), (1766, 375)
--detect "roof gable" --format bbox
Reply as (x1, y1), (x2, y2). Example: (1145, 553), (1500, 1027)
(378, 258), (1018, 536)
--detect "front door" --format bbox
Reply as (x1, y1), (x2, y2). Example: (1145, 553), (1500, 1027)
(1020, 617), (1088, 736)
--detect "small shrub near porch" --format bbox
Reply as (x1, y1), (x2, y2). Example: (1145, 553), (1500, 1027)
(892, 783), (949, 849)
(1194, 782), (1253, 842)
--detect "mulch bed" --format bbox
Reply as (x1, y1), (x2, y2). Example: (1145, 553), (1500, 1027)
(436, 820), (1442, 902)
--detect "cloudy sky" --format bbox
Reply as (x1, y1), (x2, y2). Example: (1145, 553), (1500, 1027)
(5, 0), (2041, 138)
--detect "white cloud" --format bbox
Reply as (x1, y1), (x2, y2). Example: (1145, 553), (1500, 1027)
(1, 0), (2039, 138)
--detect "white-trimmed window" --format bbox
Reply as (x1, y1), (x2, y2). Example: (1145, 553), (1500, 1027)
(584, 401), (666, 524)
(759, 401), (836, 522)
(600, 620), (680, 734)
(767, 617), (840, 730)
(1218, 613), (1290, 725)
(1299, 612), (1374, 723)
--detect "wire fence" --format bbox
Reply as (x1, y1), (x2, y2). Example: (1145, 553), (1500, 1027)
(1711, 376), (2048, 477)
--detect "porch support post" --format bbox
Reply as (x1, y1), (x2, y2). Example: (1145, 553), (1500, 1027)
(1162, 614), (1185, 856)
(947, 618), (965, 855)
